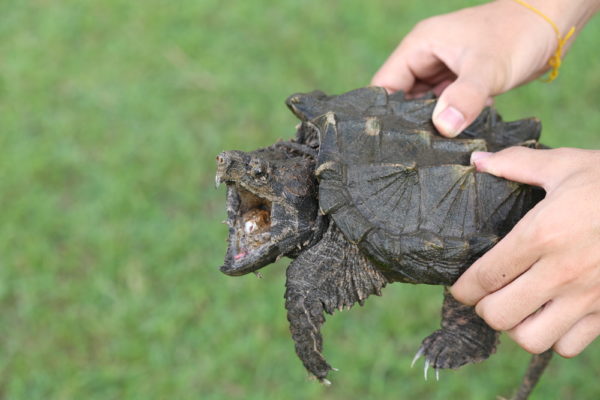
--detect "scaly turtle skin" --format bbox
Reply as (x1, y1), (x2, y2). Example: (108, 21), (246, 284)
(216, 87), (549, 399)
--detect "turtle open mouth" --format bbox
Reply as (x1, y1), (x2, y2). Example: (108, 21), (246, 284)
(221, 183), (278, 276)
(231, 186), (272, 259)
(216, 148), (321, 276)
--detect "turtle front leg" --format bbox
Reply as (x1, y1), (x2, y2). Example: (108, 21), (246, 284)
(285, 224), (388, 383)
(414, 289), (499, 377)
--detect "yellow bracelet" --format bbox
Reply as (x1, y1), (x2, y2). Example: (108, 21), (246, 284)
(511, 0), (576, 82)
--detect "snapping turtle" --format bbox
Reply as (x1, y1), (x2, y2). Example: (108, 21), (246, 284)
(215, 87), (550, 399)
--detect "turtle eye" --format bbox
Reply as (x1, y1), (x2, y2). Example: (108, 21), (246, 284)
(249, 159), (268, 178)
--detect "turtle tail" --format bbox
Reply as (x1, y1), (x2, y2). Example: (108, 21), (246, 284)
(512, 350), (553, 400)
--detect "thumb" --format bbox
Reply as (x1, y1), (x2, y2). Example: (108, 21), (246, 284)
(432, 76), (492, 137)
(471, 147), (557, 189)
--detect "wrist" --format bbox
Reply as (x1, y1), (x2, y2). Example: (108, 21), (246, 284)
(501, 0), (599, 36)
(497, 0), (599, 81)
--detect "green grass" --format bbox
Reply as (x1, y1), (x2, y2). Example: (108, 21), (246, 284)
(0, 0), (599, 399)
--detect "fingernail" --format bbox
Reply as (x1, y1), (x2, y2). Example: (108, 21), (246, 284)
(470, 151), (492, 167)
(434, 106), (465, 137)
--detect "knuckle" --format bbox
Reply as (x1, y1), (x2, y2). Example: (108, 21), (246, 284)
(488, 315), (512, 331)
(476, 304), (514, 331)
(547, 147), (573, 159)
(484, 146), (529, 178)
(531, 226), (560, 250)
(475, 267), (504, 293)
(448, 287), (469, 305)
(413, 17), (437, 32)
(492, 146), (530, 167)
(510, 329), (552, 354)
(497, 146), (526, 159)
(553, 342), (581, 359)
(550, 147), (600, 175)
(520, 340), (550, 355)
(520, 210), (562, 250)
(552, 261), (581, 286)
(546, 147), (590, 172)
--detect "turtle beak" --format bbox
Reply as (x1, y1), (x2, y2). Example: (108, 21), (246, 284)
(215, 151), (237, 188)
(215, 153), (227, 188)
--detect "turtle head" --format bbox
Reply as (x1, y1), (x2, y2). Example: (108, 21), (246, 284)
(216, 147), (323, 276)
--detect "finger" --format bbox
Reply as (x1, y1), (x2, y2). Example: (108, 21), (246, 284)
(507, 297), (590, 354)
(409, 70), (456, 96)
(474, 260), (555, 331)
(371, 46), (416, 93)
(409, 73), (458, 99)
(432, 54), (501, 137)
(432, 83), (492, 102)
(408, 56), (454, 84)
(554, 313), (600, 358)
(432, 79), (453, 97)
(408, 82), (436, 97)
(372, 42), (444, 93)
(432, 74), (492, 137)
(469, 147), (560, 188)
(450, 221), (541, 305)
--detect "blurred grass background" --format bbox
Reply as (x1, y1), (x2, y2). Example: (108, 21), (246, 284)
(0, 0), (598, 399)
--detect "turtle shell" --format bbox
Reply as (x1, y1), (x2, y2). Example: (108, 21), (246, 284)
(287, 87), (544, 285)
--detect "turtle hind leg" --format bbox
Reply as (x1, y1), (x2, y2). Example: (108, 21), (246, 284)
(415, 289), (499, 375)
(285, 224), (388, 382)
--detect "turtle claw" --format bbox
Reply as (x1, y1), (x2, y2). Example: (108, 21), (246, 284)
(411, 345), (443, 382)
(321, 378), (332, 386)
(411, 347), (424, 368)
(420, 326), (498, 370)
(331, 367), (339, 372)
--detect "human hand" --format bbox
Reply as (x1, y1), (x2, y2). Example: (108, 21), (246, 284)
(371, 0), (598, 137)
(450, 147), (600, 358)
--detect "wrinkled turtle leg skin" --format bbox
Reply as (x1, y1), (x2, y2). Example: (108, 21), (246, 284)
(511, 350), (553, 400)
(416, 289), (499, 372)
(285, 290), (332, 383)
(284, 225), (388, 383)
